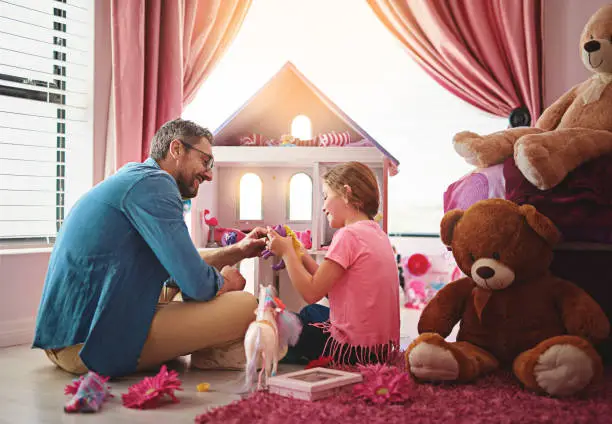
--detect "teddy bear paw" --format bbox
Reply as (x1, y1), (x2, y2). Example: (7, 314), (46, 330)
(408, 342), (460, 381)
(453, 131), (482, 165)
(515, 136), (566, 190)
(453, 130), (480, 143)
(533, 344), (595, 396)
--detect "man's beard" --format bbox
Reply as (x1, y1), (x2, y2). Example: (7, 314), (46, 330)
(177, 176), (197, 199)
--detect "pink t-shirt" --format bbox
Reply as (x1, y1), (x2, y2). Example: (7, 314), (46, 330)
(324, 220), (400, 348)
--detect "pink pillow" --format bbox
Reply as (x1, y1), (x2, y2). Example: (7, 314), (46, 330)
(239, 133), (269, 146)
(316, 131), (351, 147)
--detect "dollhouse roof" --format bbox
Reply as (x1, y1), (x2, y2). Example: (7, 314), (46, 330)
(213, 61), (399, 166)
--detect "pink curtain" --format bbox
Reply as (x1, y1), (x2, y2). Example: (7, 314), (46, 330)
(110, 0), (251, 169)
(367, 0), (542, 123)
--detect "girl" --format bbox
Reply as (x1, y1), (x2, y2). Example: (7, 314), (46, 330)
(267, 161), (400, 365)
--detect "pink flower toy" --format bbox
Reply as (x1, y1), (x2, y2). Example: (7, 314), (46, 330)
(352, 364), (413, 405)
(121, 365), (183, 409)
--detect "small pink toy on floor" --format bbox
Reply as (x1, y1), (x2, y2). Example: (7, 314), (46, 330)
(122, 364), (183, 409)
(64, 371), (112, 413)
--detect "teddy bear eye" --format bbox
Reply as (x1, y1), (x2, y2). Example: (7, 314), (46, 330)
(492, 252), (501, 260)
(469, 253), (476, 262)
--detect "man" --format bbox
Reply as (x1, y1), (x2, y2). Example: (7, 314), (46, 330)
(33, 119), (266, 377)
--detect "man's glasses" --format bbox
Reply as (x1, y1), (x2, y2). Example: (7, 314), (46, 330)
(178, 139), (214, 170)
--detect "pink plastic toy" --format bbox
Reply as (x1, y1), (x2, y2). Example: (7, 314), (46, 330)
(219, 228), (247, 246)
(122, 365), (183, 409)
(404, 279), (428, 310)
(201, 209), (218, 227)
(64, 371), (112, 413)
(296, 229), (312, 250)
(402, 251), (462, 310)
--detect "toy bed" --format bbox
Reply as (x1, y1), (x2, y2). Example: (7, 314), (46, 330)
(443, 154), (612, 362)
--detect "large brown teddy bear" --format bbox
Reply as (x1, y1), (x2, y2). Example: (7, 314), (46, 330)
(406, 199), (610, 397)
(453, 5), (612, 190)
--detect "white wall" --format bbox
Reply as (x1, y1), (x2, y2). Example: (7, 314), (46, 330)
(0, 252), (51, 347)
(542, 0), (609, 107)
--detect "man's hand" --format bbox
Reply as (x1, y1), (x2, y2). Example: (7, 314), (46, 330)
(217, 266), (246, 295)
(237, 226), (268, 258)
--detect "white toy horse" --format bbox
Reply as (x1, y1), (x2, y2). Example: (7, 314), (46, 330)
(244, 285), (302, 391)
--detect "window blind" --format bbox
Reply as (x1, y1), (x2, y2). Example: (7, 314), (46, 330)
(0, 0), (92, 241)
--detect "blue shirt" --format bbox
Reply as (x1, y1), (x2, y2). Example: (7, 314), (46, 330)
(33, 158), (224, 377)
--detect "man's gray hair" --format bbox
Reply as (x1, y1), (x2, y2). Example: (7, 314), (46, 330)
(149, 118), (213, 161)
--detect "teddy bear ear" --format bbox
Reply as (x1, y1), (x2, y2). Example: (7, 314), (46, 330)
(518, 204), (561, 246)
(440, 209), (464, 246)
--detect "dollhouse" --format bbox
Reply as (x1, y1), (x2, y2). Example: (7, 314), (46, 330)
(190, 62), (399, 312)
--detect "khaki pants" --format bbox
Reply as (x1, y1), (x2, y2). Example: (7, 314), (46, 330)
(45, 290), (257, 375)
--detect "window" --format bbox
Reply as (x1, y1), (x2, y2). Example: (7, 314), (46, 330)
(291, 114), (312, 140)
(0, 0), (93, 242)
(239, 173), (263, 220)
(182, 0), (509, 235)
(288, 172), (312, 221)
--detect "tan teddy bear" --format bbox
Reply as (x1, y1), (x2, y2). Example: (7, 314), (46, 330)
(453, 5), (612, 190)
(406, 199), (610, 397)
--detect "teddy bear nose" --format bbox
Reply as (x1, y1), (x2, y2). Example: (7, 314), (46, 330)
(584, 40), (601, 53)
(476, 266), (495, 279)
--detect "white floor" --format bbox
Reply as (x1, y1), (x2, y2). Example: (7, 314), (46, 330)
(0, 346), (268, 424)
(0, 290), (440, 424)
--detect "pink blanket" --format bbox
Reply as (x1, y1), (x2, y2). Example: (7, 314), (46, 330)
(443, 164), (506, 213)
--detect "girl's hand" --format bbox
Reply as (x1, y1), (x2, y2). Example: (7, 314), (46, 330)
(266, 228), (294, 257)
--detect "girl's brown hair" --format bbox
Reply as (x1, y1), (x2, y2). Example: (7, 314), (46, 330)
(323, 162), (380, 219)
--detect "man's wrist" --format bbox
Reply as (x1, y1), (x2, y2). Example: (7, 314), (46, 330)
(228, 242), (246, 260)
(215, 268), (225, 293)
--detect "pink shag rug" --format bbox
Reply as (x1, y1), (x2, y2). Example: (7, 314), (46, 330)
(195, 369), (612, 424)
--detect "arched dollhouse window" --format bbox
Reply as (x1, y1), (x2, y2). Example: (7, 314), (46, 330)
(239, 173), (263, 220)
(288, 172), (312, 221)
(291, 114), (312, 140)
